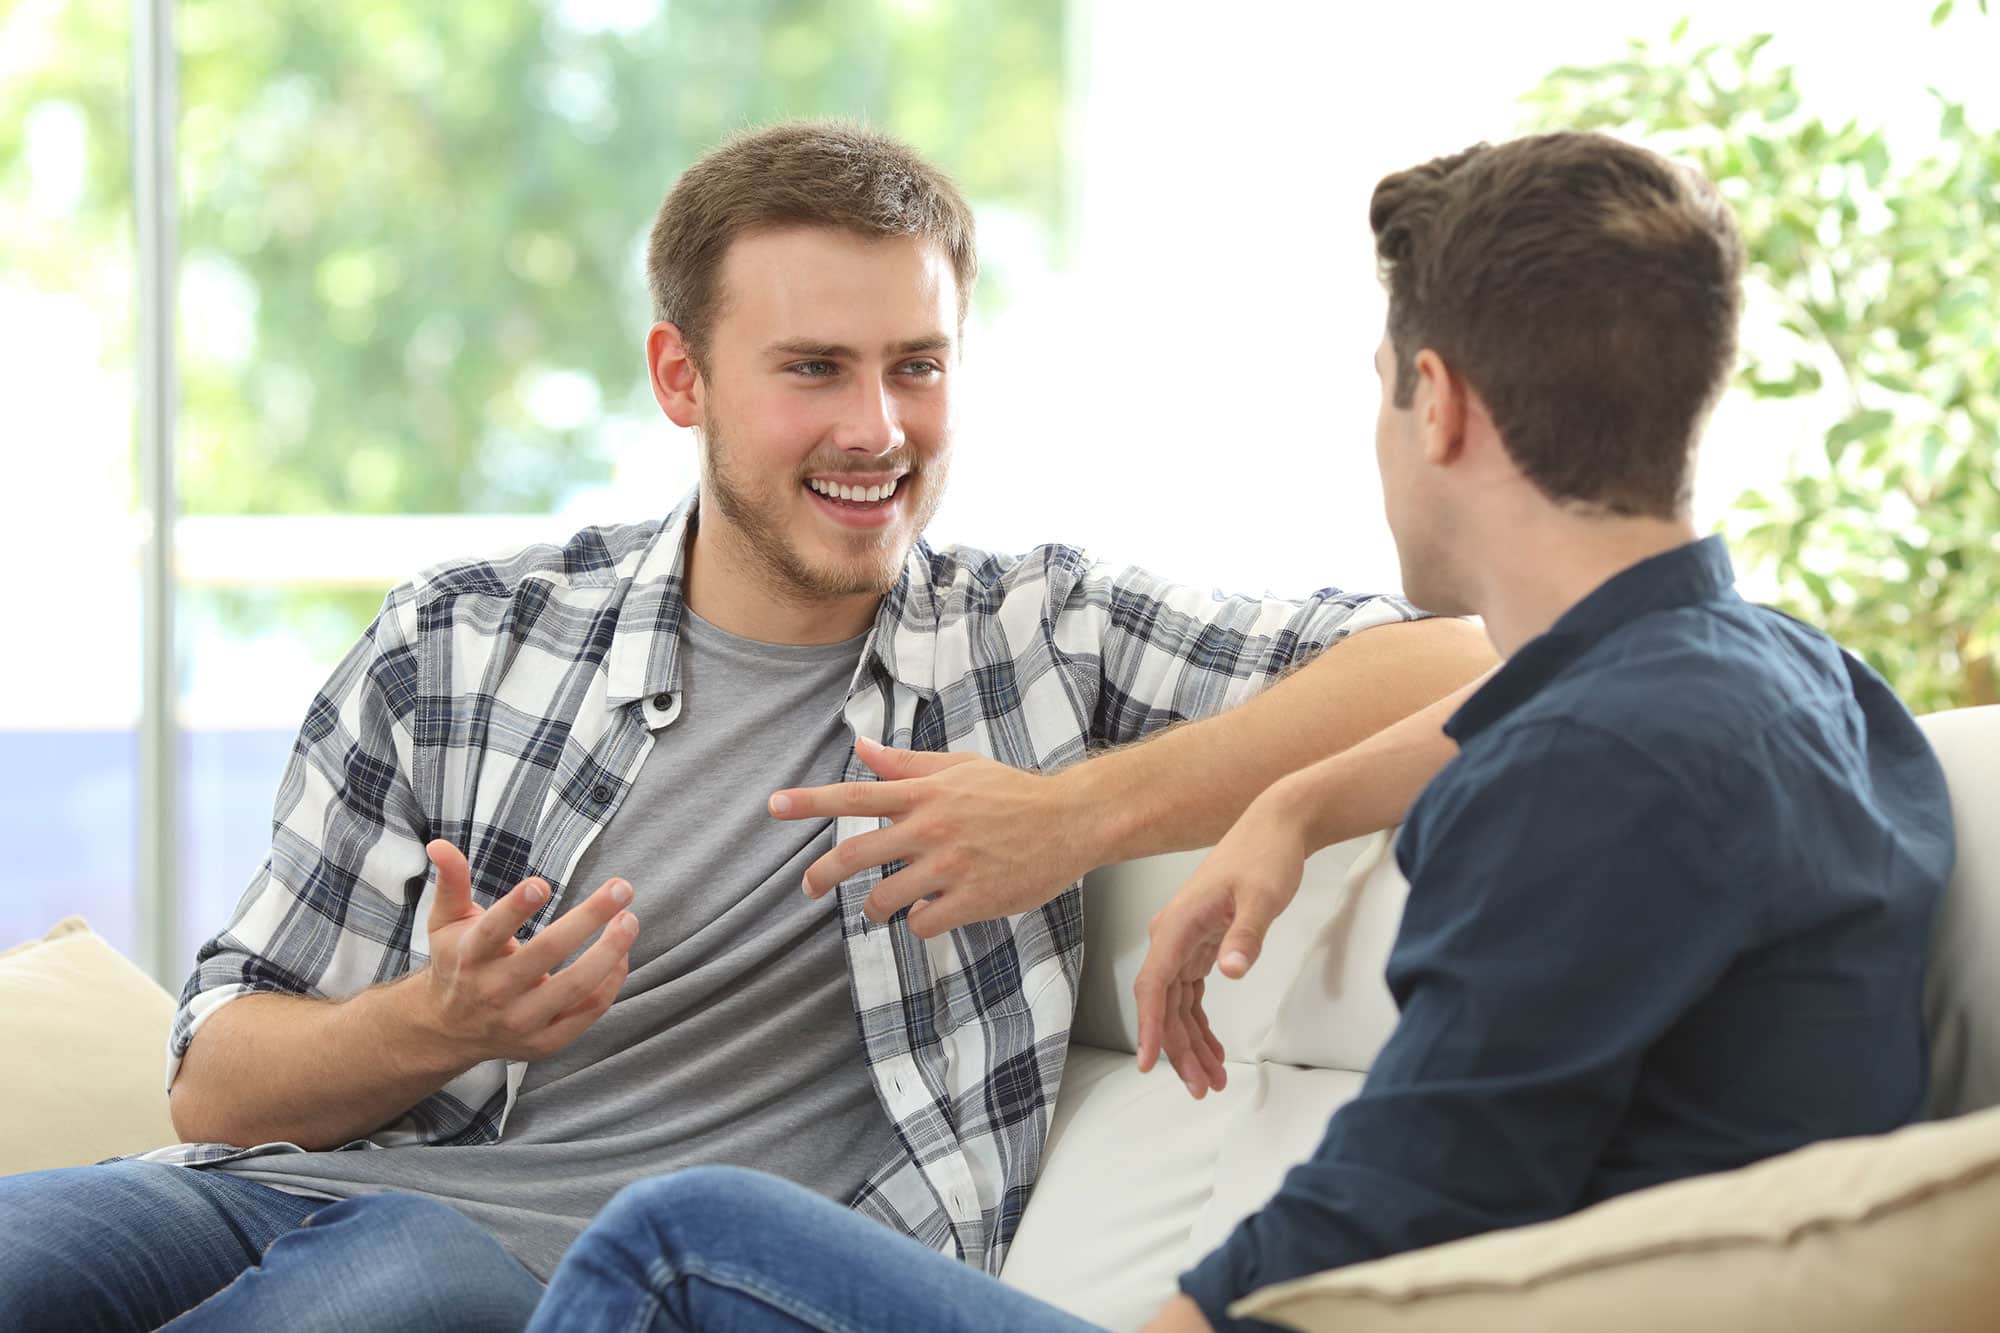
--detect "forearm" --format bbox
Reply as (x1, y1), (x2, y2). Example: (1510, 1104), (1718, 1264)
(1063, 617), (1494, 865)
(1265, 671), (1486, 853)
(169, 972), (474, 1150)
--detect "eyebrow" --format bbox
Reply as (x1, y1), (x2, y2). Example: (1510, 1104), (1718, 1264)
(765, 335), (953, 359)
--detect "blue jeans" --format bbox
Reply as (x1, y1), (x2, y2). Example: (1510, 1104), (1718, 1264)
(0, 1160), (543, 1332)
(528, 1166), (1103, 1333)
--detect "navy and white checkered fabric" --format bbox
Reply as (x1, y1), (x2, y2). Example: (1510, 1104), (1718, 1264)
(138, 492), (1420, 1273)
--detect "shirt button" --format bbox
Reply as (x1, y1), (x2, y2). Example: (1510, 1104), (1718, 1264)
(515, 923), (535, 941)
(651, 691), (672, 711)
(591, 784), (611, 804)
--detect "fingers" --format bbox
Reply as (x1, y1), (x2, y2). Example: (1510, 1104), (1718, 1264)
(510, 877), (634, 975)
(862, 863), (944, 924)
(768, 780), (908, 821)
(1218, 888), (1284, 979)
(1134, 960), (1168, 1074)
(535, 953), (631, 1054)
(1187, 988), (1229, 1092)
(426, 840), (477, 928)
(463, 875), (553, 959)
(519, 909), (637, 1028)
(1166, 984), (1226, 1098)
(1134, 923), (1201, 1074)
(803, 827), (915, 899)
(853, 736), (977, 780)
(1168, 983), (1210, 1097)
(903, 895), (975, 939)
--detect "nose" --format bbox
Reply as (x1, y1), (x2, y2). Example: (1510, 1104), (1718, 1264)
(829, 376), (903, 457)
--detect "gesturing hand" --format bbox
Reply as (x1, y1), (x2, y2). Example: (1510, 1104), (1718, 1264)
(418, 840), (638, 1065)
(1134, 787), (1311, 1098)
(770, 737), (1097, 939)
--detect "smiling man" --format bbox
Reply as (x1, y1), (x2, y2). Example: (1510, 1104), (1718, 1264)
(0, 121), (1491, 1331)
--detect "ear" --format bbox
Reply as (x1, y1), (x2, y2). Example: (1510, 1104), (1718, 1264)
(646, 321), (703, 429)
(1413, 348), (1468, 468)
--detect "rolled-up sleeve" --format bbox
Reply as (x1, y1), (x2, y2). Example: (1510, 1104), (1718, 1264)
(167, 585), (433, 1090)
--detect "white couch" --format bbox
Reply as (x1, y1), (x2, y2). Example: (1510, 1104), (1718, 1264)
(5, 709), (1994, 1329)
(1001, 705), (2000, 1329)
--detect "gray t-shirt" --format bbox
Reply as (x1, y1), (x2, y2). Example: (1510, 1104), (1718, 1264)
(222, 611), (904, 1280)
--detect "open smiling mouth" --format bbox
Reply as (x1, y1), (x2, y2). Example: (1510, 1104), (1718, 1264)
(803, 475), (905, 513)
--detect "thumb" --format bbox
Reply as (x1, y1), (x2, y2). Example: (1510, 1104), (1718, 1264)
(426, 839), (477, 928)
(1216, 890), (1282, 980)
(855, 735), (976, 779)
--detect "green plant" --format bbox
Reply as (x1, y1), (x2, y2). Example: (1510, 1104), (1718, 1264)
(1522, 10), (1999, 711)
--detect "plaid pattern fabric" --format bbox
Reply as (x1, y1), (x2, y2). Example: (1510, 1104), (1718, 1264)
(137, 493), (1420, 1273)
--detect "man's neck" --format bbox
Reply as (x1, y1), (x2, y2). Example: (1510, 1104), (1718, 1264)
(1471, 514), (1702, 659)
(682, 518), (883, 646)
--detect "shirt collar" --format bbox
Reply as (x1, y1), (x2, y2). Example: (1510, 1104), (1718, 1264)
(1445, 535), (1737, 745)
(604, 489), (940, 709)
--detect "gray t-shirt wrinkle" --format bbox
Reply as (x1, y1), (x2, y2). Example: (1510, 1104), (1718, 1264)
(221, 612), (903, 1281)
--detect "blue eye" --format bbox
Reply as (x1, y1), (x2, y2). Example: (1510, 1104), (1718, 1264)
(790, 360), (836, 378)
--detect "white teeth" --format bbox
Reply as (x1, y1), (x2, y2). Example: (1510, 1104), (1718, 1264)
(808, 476), (903, 502)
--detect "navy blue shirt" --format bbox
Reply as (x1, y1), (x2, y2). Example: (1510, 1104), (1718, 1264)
(1181, 537), (1954, 1329)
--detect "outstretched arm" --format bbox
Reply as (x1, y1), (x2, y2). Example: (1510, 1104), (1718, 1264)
(772, 616), (1494, 937)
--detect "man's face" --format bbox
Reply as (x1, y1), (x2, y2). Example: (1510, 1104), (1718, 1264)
(1373, 333), (1463, 614)
(693, 226), (958, 601)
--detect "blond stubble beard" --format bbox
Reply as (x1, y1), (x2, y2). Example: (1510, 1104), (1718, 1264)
(696, 420), (949, 606)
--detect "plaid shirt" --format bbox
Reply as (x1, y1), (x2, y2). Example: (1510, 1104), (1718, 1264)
(140, 494), (1419, 1272)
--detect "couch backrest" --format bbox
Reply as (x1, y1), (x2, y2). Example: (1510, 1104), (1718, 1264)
(1917, 705), (2000, 1118)
(1072, 836), (1377, 1061)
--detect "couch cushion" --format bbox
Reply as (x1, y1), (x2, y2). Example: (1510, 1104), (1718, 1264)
(1257, 830), (1405, 1073)
(1180, 1063), (1367, 1267)
(1233, 1102), (2000, 1333)
(0, 918), (178, 1175)
(1916, 704), (2000, 1118)
(1002, 1044), (1362, 1328)
(1002, 1046), (1250, 1328)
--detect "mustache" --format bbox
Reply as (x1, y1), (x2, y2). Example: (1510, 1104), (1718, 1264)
(796, 453), (922, 479)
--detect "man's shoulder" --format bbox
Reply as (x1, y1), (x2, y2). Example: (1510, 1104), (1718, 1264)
(392, 518), (668, 616)
(907, 539), (1094, 617)
(1470, 599), (1860, 805)
(918, 539), (1092, 590)
(1557, 598), (1848, 742)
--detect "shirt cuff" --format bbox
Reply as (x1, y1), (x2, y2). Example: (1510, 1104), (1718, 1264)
(1178, 1249), (1273, 1333)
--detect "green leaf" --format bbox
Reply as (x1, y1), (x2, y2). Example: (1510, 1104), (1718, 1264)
(1671, 15), (1692, 42)
(1859, 134), (1891, 189)
(1746, 134), (1780, 175)
(1824, 409), (1895, 464)
(1920, 432), (1949, 478)
(1933, 0), (1956, 25)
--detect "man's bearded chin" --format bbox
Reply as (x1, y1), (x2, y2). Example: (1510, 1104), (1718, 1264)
(698, 429), (949, 604)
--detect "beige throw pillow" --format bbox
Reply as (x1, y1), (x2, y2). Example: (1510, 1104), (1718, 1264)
(1233, 1104), (2000, 1333)
(0, 917), (179, 1175)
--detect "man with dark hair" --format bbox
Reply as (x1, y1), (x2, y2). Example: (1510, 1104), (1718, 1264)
(512, 130), (1952, 1333)
(0, 121), (1491, 1329)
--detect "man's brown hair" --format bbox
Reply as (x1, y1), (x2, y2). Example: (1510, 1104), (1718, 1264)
(1370, 132), (1744, 518)
(645, 120), (978, 368)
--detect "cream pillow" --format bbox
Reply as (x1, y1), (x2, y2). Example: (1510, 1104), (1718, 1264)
(1232, 1104), (2000, 1333)
(0, 917), (179, 1175)
(1255, 828), (1406, 1074)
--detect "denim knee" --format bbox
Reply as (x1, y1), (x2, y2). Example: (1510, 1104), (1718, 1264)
(603, 1165), (775, 1241)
